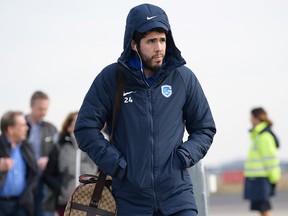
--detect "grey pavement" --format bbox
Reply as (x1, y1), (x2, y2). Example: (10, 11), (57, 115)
(208, 190), (287, 216)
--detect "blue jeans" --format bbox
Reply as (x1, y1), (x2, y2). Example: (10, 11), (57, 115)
(34, 182), (56, 216)
(0, 199), (28, 216)
(34, 182), (44, 216)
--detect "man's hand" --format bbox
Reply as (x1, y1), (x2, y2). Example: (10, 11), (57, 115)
(0, 157), (14, 172)
(37, 156), (49, 171)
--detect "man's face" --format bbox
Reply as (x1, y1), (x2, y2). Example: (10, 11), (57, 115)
(138, 31), (166, 73)
(31, 99), (49, 122)
(9, 114), (28, 142)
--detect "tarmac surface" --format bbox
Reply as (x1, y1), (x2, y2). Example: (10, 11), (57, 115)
(208, 190), (287, 216)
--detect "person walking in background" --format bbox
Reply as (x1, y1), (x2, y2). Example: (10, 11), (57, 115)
(74, 3), (216, 216)
(43, 111), (97, 216)
(244, 107), (281, 216)
(0, 111), (39, 216)
(25, 91), (58, 216)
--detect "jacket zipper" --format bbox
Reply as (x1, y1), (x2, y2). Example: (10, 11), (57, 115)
(147, 88), (158, 210)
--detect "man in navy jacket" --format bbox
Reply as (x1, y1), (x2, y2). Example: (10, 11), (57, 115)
(75, 3), (216, 216)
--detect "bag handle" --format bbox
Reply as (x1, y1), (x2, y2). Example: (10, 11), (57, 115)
(89, 64), (126, 208)
(79, 174), (98, 184)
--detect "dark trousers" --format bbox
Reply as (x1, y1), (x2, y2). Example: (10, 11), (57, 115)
(0, 199), (28, 216)
(34, 181), (44, 216)
(153, 209), (197, 216)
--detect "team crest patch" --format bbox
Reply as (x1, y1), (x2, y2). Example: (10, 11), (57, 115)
(161, 85), (172, 98)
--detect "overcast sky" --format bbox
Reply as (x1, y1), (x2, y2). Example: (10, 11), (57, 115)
(1, 0), (287, 167)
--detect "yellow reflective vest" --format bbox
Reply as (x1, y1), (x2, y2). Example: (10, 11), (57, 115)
(244, 122), (281, 184)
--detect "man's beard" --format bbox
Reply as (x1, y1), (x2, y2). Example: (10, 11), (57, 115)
(140, 52), (164, 74)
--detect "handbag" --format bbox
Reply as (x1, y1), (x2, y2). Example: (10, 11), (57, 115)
(243, 177), (273, 201)
(64, 173), (116, 216)
(64, 64), (126, 216)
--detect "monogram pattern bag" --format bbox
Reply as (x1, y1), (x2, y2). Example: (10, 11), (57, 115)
(64, 174), (116, 216)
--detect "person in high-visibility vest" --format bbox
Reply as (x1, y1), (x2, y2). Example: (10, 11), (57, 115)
(244, 107), (281, 216)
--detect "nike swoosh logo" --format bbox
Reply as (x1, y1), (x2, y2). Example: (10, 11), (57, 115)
(147, 16), (157, 20)
(123, 91), (136, 96)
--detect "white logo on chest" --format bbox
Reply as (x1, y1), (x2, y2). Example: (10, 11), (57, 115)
(161, 85), (172, 98)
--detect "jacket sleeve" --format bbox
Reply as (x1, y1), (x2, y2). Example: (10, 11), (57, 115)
(20, 141), (40, 215)
(74, 64), (127, 179)
(177, 67), (216, 168)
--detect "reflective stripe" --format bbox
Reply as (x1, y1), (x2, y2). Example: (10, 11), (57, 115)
(248, 155), (277, 163)
(245, 164), (280, 173)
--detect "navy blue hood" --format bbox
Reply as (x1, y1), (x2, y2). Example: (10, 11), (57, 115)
(118, 3), (185, 70)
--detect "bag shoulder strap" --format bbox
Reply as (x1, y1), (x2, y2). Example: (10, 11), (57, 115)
(90, 171), (108, 207)
(110, 64), (126, 142)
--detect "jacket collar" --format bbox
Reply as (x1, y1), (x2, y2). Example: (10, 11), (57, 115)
(252, 121), (268, 134)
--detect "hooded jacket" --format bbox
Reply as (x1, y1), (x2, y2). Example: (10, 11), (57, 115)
(74, 3), (216, 215)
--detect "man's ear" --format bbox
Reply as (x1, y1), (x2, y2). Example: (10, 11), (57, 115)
(131, 41), (137, 51)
